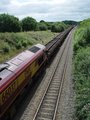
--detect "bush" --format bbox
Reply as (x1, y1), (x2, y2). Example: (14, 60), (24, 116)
(39, 21), (53, 30)
(73, 18), (90, 120)
(22, 41), (28, 47)
(74, 27), (90, 52)
(74, 48), (90, 75)
(16, 42), (22, 49)
(46, 22), (53, 30)
(2, 43), (10, 53)
(38, 22), (48, 31)
(51, 22), (64, 32)
(74, 48), (90, 120)
(80, 18), (90, 27)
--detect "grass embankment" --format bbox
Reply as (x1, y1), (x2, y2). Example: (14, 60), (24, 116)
(0, 31), (58, 63)
(73, 19), (90, 120)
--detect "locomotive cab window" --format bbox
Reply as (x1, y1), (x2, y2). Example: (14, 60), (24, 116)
(38, 55), (44, 65)
(29, 46), (40, 53)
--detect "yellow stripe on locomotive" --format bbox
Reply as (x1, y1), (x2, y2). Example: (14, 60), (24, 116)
(0, 60), (40, 105)
(0, 80), (18, 105)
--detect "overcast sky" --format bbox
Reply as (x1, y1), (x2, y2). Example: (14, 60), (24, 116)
(0, 0), (90, 21)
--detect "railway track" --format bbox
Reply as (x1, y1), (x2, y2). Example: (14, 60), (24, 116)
(14, 28), (74, 120)
(32, 30), (72, 120)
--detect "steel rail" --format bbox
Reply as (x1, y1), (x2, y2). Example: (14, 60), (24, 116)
(32, 30), (72, 120)
(53, 32), (72, 120)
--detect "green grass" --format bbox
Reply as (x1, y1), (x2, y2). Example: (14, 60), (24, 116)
(73, 19), (90, 120)
(0, 31), (58, 63)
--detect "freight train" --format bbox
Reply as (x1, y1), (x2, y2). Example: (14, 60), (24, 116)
(0, 27), (73, 119)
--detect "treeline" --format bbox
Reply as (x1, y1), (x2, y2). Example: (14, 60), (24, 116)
(73, 18), (90, 120)
(0, 14), (69, 33)
(63, 20), (78, 25)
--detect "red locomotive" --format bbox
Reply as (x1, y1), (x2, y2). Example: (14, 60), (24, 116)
(0, 44), (47, 118)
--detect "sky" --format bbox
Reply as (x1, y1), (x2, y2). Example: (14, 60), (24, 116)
(0, 0), (90, 21)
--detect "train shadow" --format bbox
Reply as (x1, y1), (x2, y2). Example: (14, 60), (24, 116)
(13, 68), (46, 120)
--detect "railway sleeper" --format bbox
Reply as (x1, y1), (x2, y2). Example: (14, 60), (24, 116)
(41, 104), (55, 109)
(39, 108), (54, 113)
(42, 100), (56, 104)
(37, 112), (53, 119)
(48, 88), (59, 91)
(43, 101), (56, 105)
(45, 96), (58, 100)
(46, 93), (58, 97)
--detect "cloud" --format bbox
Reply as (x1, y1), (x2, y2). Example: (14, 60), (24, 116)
(0, 0), (11, 5)
(0, 0), (90, 21)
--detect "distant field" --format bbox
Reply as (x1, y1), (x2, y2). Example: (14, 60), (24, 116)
(0, 31), (58, 63)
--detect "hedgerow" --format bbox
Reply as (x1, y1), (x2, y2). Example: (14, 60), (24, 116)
(73, 18), (90, 120)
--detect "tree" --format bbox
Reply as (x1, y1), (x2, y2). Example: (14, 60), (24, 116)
(63, 20), (78, 25)
(0, 14), (21, 32)
(39, 22), (48, 31)
(40, 20), (45, 23)
(46, 22), (53, 30)
(21, 17), (37, 31)
(51, 22), (64, 32)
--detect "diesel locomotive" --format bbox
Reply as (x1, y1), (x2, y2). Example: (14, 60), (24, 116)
(0, 44), (47, 118)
